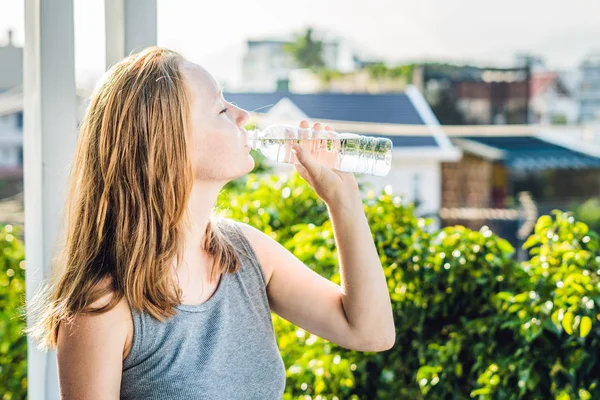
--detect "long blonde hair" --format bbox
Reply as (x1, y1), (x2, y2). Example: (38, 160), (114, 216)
(25, 47), (240, 350)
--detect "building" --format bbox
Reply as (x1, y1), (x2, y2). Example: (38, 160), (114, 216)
(225, 87), (461, 224)
(241, 31), (363, 92)
(241, 40), (297, 92)
(0, 31), (24, 179)
(579, 53), (600, 123)
(0, 30), (22, 92)
(442, 125), (600, 244)
(416, 64), (531, 125)
(529, 71), (579, 125)
(0, 87), (23, 176)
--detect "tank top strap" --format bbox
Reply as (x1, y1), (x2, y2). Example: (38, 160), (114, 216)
(216, 218), (268, 288)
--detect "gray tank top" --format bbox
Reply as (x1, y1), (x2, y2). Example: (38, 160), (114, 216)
(120, 219), (286, 399)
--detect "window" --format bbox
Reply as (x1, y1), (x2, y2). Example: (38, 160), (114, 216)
(16, 112), (23, 129)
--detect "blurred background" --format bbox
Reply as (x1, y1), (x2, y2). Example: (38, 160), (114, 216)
(1, 1), (600, 399)
(1, 0), (600, 248)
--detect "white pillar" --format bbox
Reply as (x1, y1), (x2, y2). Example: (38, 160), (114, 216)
(105, 0), (157, 69)
(24, 0), (77, 399)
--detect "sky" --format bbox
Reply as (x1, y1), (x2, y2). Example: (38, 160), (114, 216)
(1, 0), (599, 88)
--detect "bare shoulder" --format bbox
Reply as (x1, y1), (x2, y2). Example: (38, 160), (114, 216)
(56, 277), (133, 397)
(235, 221), (277, 284)
(57, 277), (133, 361)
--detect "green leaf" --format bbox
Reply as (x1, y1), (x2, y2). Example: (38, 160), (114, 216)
(551, 309), (563, 329)
(535, 215), (552, 235)
(523, 234), (539, 249)
(470, 388), (492, 396)
(580, 316), (592, 338)
(513, 292), (530, 303)
(556, 391), (571, 400)
(579, 389), (592, 400)
(562, 311), (574, 335)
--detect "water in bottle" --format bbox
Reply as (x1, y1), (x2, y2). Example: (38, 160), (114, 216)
(247, 125), (393, 176)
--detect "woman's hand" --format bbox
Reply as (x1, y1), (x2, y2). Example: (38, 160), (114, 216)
(292, 120), (360, 207)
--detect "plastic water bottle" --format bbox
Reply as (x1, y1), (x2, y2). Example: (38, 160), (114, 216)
(247, 125), (393, 176)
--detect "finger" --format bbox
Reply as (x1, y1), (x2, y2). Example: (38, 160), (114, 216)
(309, 122), (322, 155)
(324, 125), (334, 131)
(296, 121), (312, 154)
(292, 143), (322, 180)
(294, 161), (310, 181)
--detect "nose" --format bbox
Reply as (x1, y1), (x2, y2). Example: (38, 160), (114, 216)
(237, 107), (250, 127)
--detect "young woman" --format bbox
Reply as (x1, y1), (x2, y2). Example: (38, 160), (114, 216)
(25, 47), (395, 399)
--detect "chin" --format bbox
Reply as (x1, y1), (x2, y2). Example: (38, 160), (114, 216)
(231, 157), (255, 180)
(245, 156), (256, 174)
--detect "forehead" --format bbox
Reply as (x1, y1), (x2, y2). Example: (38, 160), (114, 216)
(180, 60), (221, 105)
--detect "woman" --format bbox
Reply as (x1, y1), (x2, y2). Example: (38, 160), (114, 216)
(25, 47), (395, 399)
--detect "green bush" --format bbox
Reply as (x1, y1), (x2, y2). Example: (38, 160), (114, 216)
(572, 198), (600, 234)
(2, 168), (599, 399)
(0, 224), (27, 400)
(220, 172), (600, 400)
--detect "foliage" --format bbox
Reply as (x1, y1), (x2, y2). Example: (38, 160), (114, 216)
(284, 27), (325, 70)
(3, 167), (600, 399)
(220, 172), (600, 399)
(0, 224), (27, 400)
(318, 68), (344, 85)
(365, 63), (415, 83)
(571, 198), (600, 233)
(551, 114), (568, 125)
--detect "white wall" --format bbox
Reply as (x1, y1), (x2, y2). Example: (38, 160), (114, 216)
(365, 158), (441, 216)
(241, 42), (295, 92)
(531, 85), (579, 124)
(266, 154), (442, 229)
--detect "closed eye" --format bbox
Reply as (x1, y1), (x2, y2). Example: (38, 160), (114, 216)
(219, 107), (228, 114)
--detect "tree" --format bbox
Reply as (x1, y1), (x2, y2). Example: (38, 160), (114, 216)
(284, 27), (325, 70)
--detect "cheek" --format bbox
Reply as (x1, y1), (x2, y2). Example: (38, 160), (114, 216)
(189, 135), (252, 180)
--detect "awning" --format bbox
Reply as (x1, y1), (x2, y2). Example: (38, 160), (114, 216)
(457, 136), (600, 171)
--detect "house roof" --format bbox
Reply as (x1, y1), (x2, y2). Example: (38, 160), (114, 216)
(530, 72), (557, 97)
(224, 92), (425, 125)
(530, 72), (571, 97)
(455, 136), (600, 171)
(223, 91), (445, 150)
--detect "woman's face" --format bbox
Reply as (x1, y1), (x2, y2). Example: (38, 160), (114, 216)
(180, 60), (253, 183)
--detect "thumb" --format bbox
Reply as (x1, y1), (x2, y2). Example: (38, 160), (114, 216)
(292, 144), (322, 179)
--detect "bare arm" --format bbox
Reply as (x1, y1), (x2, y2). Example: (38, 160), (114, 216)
(56, 295), (131, 399)
(241, 213), (394, 352)
(327, 192), (395, 349)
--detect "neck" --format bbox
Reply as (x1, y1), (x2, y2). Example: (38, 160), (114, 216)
(171, 179), (225, 288)
(183, 180), (224, 253)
